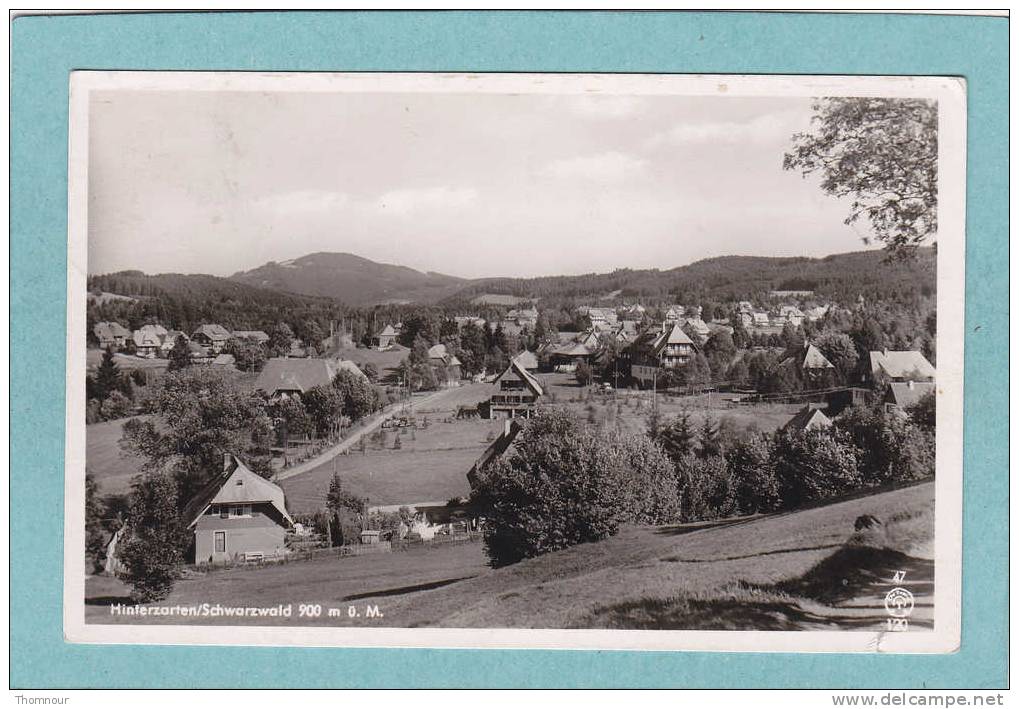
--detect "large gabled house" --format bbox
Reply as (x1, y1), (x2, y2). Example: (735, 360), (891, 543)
(779, 342), (836, 385)
(132, 324), (168, 358)
(371, 324), (399, 350)
(488, 358), (544, 419)
(182, 454), (293, 566)
(191, 324), (232, 354)
(884, 380), (936, 414)
(93, 321), (131, 350)
(427, 343), (463, 386)
(159, 330), (189, 358)
(628, 323), (696, 388)
(254, 357), (366, 399)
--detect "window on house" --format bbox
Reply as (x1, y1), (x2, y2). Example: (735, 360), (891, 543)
(220, 506), (229, 519)
(214, 531), (226, 553)
(229, 505), (251, 518)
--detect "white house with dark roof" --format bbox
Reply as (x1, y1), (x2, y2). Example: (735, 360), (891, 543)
(629, 323), (697, 387)
(182, 454), (293, 565)
(371, 324), (399, 350)
(869, 349), (936, 383)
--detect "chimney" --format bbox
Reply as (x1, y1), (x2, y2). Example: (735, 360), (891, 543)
(223, 453), (233, 472)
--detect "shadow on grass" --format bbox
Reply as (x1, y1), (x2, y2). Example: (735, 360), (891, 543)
(662, 543), (842, 564)
(578, 544), (934, 631)
(341, 575), (475, 602)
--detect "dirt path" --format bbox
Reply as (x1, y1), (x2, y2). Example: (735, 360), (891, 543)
(273, 388), (454, 483)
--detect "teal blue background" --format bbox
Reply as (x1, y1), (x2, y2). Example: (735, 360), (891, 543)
(10, 11), (1008, 688)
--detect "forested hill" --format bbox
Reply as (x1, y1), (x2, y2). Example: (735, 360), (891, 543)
(229, 252), (466, 306)
(86, 271), (350, 336)
(445, 248), (936, 306)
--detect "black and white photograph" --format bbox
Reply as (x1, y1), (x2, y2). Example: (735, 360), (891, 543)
(64, 71), (965, 652)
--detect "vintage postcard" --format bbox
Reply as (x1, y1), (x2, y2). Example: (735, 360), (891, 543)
(64, 71), (965, 653)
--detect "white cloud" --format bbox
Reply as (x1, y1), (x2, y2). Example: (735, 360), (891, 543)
(375, 186), (478, 214)
(541, 151), (647, 183)
(648, 112), (800, 148)
(253, 189), (350, 215)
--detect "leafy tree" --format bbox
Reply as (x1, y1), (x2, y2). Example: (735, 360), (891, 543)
(302, 385), (345, 438)
(120, 367), (273, 502)
(675, 454), (737, 522)
(725, 436), (781, 514)
(103, 390), (133, 420)
(784, 97), (937, 259)
(907, 389), (936, 432)
(678, 353), (711, 388)
(268, 321), (295, 357)
(332, 369), (380, 420)
(117, 469), (189, 602)
(167, 335), (192, 372)
(703, 331), (737, 382)
(770, 427), (862, 509)
(836, 405), (935, 485)
(812, 330), (859, 382)
(781, 322), (805, 353)
(223, 336), (266, 373)
(470, 410), (679, 567)
(359, 362), (379, 383)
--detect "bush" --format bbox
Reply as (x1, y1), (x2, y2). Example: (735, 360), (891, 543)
(470, 410), (679, 567)
(676, 454), (737, 522)
(770, 427), (861, 509)
(836, 405), (934, 485)
(725, 436), (781, 514)
(102, 390), (133, 420)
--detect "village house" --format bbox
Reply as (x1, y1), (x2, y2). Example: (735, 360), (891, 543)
(781, 404), (833, 433)
(132, 324), (168, 358)
(191, 323), (232, 354)
(545, 330), (599, 371)
(618, 303), (646, 322)
(488, 358), (544, 419)
(628, 323), (696, 388)
(513, 350), (539, 371)
(663, 306), (686, 325)
(467, 419), (524, 488)
(683, 317), (711, 340)
(158, 330), (189, 358)
(254, 357), (367, 399)
(93, 321), (131, 350)
(507, 307), (539, 328)
(427, 343), (463, 387)
(211, 353), (237, 368)
(371, 324), (399, 350)
(781, 342), (836, 383)
(182, 454), (294, 566)
(778, 305), (805, 327)
(189, 341), (213, 364)
(884, 380), (936, 414)
(869, 349), (936, 383)
(231, 330), (270, 345)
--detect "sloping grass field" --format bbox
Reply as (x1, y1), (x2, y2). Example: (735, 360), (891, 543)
(86, 481), (933, 631)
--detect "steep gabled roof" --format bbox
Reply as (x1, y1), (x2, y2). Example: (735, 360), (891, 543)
(231, 330), (269, 343)
(886, 381), (936, 409)
(802, 343), (835, 370)
(182, 455), (293, 528)
(870, 350), (936, 380)
(651, 323), (694, 354)
(467, 419), (524, 488)
(514, 350), (539, 370)
(781, 406), (833, 433)
(376, 324), (398, 338)
(193, 323), (231, 341)
(493, 358), (543, 397)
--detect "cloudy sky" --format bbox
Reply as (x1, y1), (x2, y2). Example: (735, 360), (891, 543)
(87, 88), (875, 278)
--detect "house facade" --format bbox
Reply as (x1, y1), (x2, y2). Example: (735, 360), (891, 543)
(869, 349), (936, 383)
(488, 359), (544, 419)
(192, 324), (232, 354)
(254, 357), (366, 399)
(93, 321), (131, 350)
(132, 324), (168, 358)
(629, 323), (696, 388)
(371, 324), (399, 350)
(182, 454), (293, 565)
